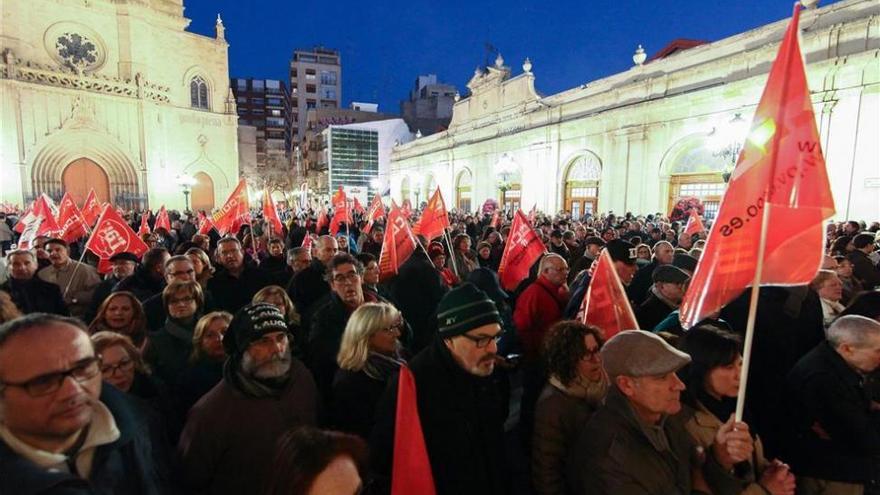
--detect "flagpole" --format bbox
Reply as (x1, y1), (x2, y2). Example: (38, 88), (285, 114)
(442, 228), (459, 277)
(345, 221), (351, 253)
(62, 245), (89, 299)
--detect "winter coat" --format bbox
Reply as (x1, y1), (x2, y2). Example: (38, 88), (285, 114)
(0, 385), (171, 495)
(682, 402), (771, 495)
(113, 267), (165, 303)
(37, 260), (101, 319)
(143, 318), (197, 392)
(388, 254), (447, 353)
(567, 386), (744, 495)
(370, 338), (510, 495)
(847, 250), (880, 289)
(627, 260), (661, 306)
(206, 264), (272, 314)
(532, 382), (602, 495)
(635, 289), (677, 331)
(513, 276), (569, 362)
(784, 341), (880, 487)
(0, 277), (69, 316)
(286, 259), (329, 317)
(177, 359), (318, 495)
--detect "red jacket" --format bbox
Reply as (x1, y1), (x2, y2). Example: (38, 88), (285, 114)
(513, 276), (570, 361)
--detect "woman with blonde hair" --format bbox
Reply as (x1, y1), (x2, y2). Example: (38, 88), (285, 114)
(185, 247), (214, 289)
(178, 311), (232, 413)
(331, 302), (406, 438)
(89, 291), (149, 349)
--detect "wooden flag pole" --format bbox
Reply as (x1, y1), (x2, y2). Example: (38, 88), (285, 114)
(734, 201), (771, 423)
(62, 242), (90, 299)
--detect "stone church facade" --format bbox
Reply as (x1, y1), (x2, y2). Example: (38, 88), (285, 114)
(0, 0), (239, 212)
(390, 0), (879, 221)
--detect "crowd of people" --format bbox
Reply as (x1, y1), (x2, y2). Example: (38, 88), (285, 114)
(0, 204), (878, 495)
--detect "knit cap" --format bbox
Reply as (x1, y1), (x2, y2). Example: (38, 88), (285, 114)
(436, 283), (502, 337)
(223, 303), (289, 357)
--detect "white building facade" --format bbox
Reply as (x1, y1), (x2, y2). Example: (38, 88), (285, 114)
(390, 0), (880, 221)
(0, 0), (240, 212)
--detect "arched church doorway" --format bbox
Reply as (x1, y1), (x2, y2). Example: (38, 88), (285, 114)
(62, 158), (110, 206)
(191, 172), (215, 213)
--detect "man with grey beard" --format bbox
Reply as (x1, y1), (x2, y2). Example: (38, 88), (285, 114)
(177, 303), (318, 495)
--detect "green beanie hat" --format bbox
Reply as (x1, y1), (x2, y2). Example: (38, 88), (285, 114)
(436, 283), (502, 337)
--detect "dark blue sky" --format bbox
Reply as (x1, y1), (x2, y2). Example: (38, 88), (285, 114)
(186, 0), (837, 113)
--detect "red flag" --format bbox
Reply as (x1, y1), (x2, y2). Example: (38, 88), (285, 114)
(301, 233), (313, 249)
(212, 178), (250, 236)
(138, 210), (152, 237)
(413, 188), (449, 241)
(683, 209), (705, 236)
(680, 5), (835, 328)
(57, 192), (89, 243)
(154, 206), (171, 232)
(378, 202), (418, 282)
(33, 195), (61, 237)
(316, 208), (329, 234)
(353, 197), (366, 215)
(13, 205), (32, 234)
(16, 213), (44, 250)
(400, 199), (413, 219)
(364, 195), (386, 234)
(330, 187), (352, 236)
(262, 190), (283, 235)
(497, 210), (546, 291)
(196, 211), (214, 235)
(391, 366), (436, 495)
(85, 205), (149, 273)
(81, 189), (102, 227)
(581, 249), (639, 339)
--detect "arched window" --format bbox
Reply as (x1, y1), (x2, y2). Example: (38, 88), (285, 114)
(455, 169), (472, 212)
(563, 153), (601, 219)
(664, 135), (730, 220)
(190, 76), (209, 110)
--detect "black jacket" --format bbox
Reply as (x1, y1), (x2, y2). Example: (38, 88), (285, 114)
(113, 267), (165, 303)
(0, 277), (69, 316)
(627, 260), (661, 306)
(388, 254), (446, 354)
(207, 264), (272, 314)
(370, 338), (510, 495)
(141, 290), (216, 332)
(635, 291), (676, 331)
(287, 260), (329, 317)
(784, 341), (880, 486)
(87, 275), (124, 322)
(847, 250), (880, 290)
(0, 385), (171, 494)
(331, 367), (391, 439)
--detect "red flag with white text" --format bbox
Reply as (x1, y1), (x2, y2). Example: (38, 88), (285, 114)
(154, 206), (171, 232)
(330, 187), (352, 236)
(197, 211), (214, 235)
(85, 205), (149, 273)
(138, 210), (152, 237)
(391, 366), (436, 495)
(680, 5), (835, 328)
(364, 195), (386, 234)
(413, 187), (449, 241)
(497, 209), (546, 291)
(262, 190), (283, 235)
(683, 210), (705, 236)
(212, 178), (250, 236)
(81, 189), (102, 227)
(581, 249), (639, 339)
(400, 199), (412, 219)
(57, 192), (89, 243)
(378, 202), (417, 282)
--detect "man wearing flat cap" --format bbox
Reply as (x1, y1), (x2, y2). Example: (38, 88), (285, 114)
(567, 330), (754, 494)
(371, 283), (510, 495)
(178, 303), (317, 495)
(86, 252), (138, 323)
(635, 265), (690, 330)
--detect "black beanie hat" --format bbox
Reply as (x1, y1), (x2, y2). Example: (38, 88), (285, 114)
(436, 283), (502, 337)
(223, 303), (289, 357)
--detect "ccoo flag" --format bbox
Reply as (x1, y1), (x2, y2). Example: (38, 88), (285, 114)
(581, 249), (639, 339)
(413, 187), (450, 241)
(212, 178), (250, 236)
(391, 366), (436, 495)
(680, 4), (835, 329)
(56, 192), (89, 243)
(497, 209), (546, 291)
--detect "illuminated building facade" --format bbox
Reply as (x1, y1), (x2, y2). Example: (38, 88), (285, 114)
(0, 0), (240, 212)
(390, 0), (879, 221)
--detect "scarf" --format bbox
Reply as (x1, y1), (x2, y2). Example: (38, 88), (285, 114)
(363, 351), (405, 381)
(548, 373), (609, 407)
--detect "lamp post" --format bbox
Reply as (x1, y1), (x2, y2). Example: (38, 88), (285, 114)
(413, 176), (423, 208)
(175, 175), (196, 212)
(709, 113), (749, 183)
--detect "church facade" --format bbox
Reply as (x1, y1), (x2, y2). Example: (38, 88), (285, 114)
(0, 0), (239, 212)
(389, 0), (879, 221)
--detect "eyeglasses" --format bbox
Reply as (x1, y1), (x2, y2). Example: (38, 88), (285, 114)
(581, 348), (601, 362)
(0, 357), (101, 397)
(169, 269), (195, 277)
(202, 331), (225, 342)
(169, 296), (196, 305)
(100, 358), (135, 377)
(460, 332), (502, 349)
(382, 322), (404, 334)
(332, 271), (361, 284)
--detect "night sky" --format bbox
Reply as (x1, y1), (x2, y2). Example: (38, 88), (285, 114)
(185, 0), (839, 113)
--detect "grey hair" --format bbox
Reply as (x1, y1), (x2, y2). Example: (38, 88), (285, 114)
(826, 315), (880, 348)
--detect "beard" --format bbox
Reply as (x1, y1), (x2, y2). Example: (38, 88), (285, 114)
(242, 347), (292, 379)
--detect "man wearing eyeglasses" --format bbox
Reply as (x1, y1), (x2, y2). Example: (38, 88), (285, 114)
(142, 255), (217, 331)
(208, 237), (272, 313)
(0, 313), (168, 493)
(371, 283), (511, 494)
(309, 253), (390, 402)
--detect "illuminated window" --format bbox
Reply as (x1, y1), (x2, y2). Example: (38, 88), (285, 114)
(190, 76), (209, 110)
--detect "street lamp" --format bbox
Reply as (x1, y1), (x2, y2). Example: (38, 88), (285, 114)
(175, 175), (196, 212)
(709, 113), (749, 182)
(412, 175), (423, 208)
